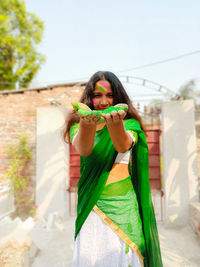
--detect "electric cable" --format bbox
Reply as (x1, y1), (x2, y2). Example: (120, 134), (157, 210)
(116, 50), (200, 73)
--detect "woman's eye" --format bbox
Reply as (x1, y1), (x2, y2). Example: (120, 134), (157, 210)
(108, 94), (113, 98)
(94, 94), (101, 97)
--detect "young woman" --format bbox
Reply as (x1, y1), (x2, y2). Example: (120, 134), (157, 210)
(64, 71), (163, 267)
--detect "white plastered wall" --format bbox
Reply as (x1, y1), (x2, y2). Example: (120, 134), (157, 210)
(162, 99), (199, 226)
(36, 106), (69, 220)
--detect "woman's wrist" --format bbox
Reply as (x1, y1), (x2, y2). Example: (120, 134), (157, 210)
(106, 119), (123, 130)
(80, 118), (97, 128)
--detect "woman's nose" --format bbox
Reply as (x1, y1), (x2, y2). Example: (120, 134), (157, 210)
(100, 96), (108, 105)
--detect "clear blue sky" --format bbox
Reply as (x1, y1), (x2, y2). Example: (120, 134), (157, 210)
(25, 0), (200, 100)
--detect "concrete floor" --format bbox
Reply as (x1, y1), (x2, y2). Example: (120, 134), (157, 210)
(31, 218), (200, 267)
(158, 223), (200, 267)
(0, 214), (199, 267)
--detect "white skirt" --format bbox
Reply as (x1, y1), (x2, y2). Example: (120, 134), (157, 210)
(72, 210), (143, 267)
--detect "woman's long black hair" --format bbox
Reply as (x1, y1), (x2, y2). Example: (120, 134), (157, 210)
(64, 71), (145, 142)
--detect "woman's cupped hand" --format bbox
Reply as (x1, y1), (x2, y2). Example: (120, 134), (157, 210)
(101, 104), (128, 125)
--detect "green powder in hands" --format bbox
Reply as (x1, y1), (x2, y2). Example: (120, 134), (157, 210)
(71, 101), (128, 124)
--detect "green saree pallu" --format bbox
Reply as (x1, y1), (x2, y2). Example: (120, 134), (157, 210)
(70, 119), (163, 267)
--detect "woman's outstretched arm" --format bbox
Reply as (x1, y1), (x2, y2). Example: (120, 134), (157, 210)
(73, 115), (98, 157)
(102, 109), (133, 153)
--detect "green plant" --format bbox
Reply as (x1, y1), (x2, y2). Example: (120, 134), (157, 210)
(6, 133), (32, 192)
(5, 133), (35, 219)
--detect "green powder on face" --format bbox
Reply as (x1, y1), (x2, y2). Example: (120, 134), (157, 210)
(97, 81), (108, 92)
(97, 84), (107, 92)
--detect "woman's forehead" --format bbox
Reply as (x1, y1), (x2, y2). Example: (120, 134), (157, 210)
(94, 80), (112, 92)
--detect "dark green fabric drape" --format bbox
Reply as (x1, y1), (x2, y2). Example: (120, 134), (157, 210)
(125, 119), (163, 267)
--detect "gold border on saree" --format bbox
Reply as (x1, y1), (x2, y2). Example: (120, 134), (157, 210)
(93, 205), (144, 265)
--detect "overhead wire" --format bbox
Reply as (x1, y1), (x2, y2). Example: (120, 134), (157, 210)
(116, 50), (200, 73)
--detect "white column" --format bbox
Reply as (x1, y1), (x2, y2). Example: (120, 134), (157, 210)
(162, 99), (199, 226)
(36, 106), (69, 220)
(0, 186), (14, 219)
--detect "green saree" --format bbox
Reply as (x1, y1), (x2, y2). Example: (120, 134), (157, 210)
(70, 119), (163, 267)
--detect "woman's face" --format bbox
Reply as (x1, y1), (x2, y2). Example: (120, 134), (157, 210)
(92, 80), (114, 110)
